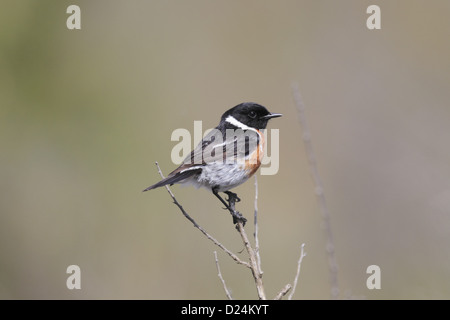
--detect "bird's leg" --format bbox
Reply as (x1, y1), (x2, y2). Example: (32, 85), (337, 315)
(212, 188), (232, 210)
(226, 192), (247, 226)
(224, 191), (241, 202)
(212, 188), (247, 226)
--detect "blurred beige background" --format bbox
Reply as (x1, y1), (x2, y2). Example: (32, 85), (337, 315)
(1, 0), (449, 299)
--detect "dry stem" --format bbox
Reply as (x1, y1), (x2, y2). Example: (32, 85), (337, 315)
(292, 83), (339, 299)
(227, 190), (266, 300)
(214, 251), (232, 300)
(155, 162), (249, 268)
(288, 243), (307, 300)
(154, 162), (304, 300)
(253, 175), (263, 275)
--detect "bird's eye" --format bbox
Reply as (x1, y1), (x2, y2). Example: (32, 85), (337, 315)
(248, 111), (257, 119)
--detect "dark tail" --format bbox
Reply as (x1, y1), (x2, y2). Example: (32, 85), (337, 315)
(142, 177), (172, 192)
(142, 168), (201, 192)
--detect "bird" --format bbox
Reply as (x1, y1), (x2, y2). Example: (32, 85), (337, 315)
(143, 102), (282, 225)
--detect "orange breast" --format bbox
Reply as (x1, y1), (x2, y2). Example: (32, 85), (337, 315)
(244, 129), (264, 176)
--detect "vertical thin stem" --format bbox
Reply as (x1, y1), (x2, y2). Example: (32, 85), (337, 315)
(236, 221), (266, 300)
(214, 251), (233, 300)
(292, 83), (339, 299)
(253, 175), (263, 275)
(227, 192), (266, 300)
(288, 243), (307, 300)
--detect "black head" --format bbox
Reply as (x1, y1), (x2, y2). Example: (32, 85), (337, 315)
(220, 102), (282, 130)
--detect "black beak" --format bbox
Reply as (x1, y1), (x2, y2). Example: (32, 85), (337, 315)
(261, 113), (282, 119)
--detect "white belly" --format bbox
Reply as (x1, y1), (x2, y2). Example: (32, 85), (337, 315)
(182, 163), (250, 192)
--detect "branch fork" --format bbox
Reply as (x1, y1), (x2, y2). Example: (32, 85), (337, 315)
(154, 162), (305, 300)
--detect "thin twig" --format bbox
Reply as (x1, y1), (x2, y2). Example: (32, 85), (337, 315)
(155, 162), (267, 299)
(214, 251), (233, 300)
(155, 162), (249, 268)
(288, 243), (307, 300)
(226, 191), (266, 300)
(292, 84), (339, 299)
(274, 284), (292, 300)
(253, 175), (263, 275)
(236, 221), (266, 300)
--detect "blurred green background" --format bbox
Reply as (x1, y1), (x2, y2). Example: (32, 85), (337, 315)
(1, 0), (449, 299)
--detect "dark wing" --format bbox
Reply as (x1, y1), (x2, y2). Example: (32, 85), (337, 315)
(142, 128), (260, 192)
(142, 132), (216, 192)
(188, 128), (260, 165)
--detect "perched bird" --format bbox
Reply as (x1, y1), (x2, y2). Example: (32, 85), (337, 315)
(143, 102), (281, 224)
